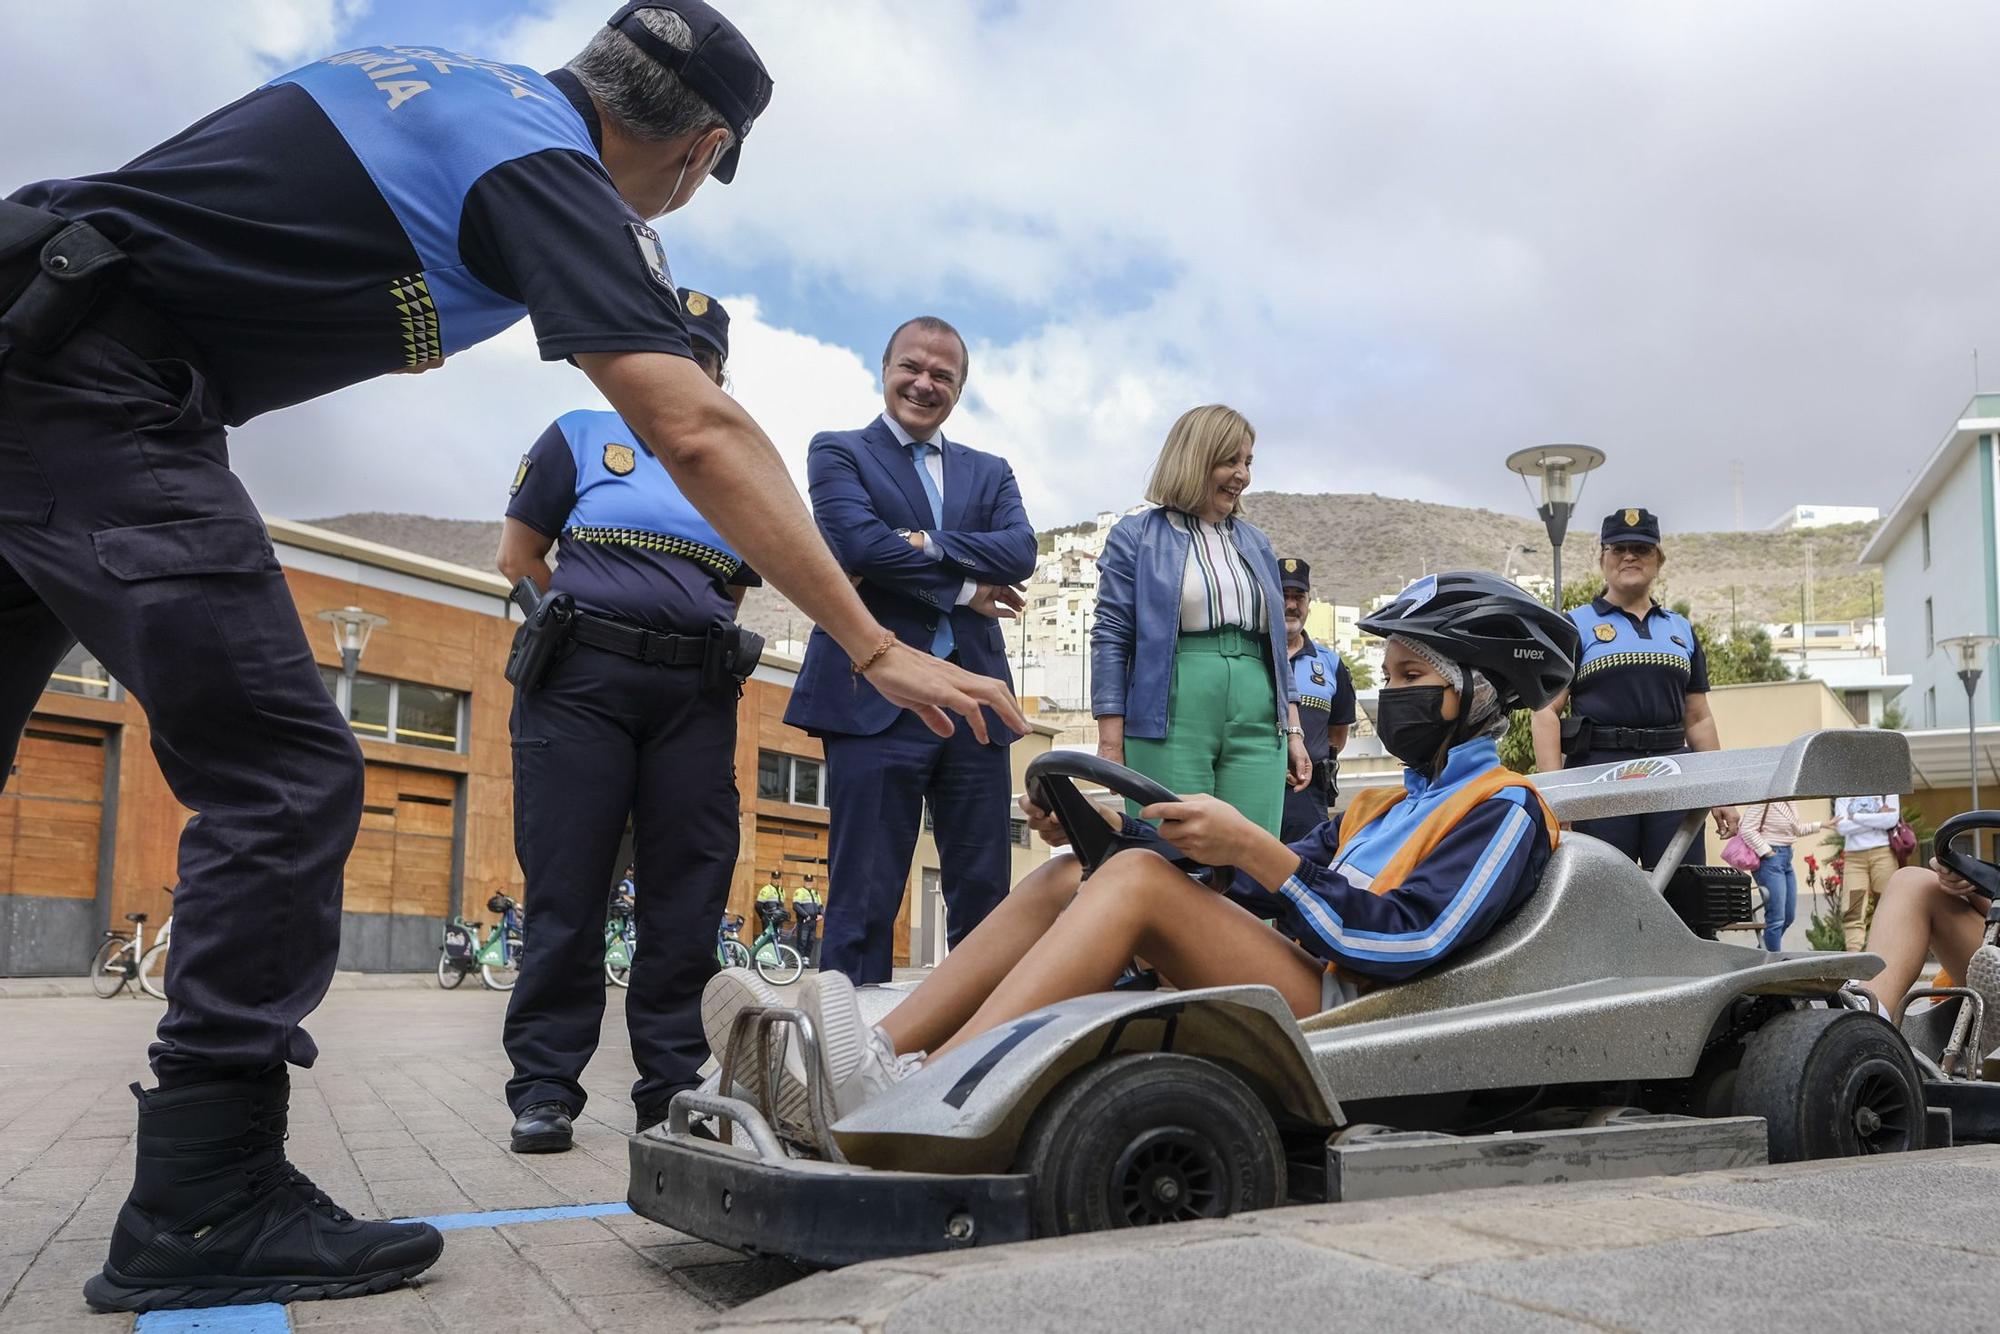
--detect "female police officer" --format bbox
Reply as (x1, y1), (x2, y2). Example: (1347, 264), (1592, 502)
(1530, 507), (1737, 869)
(498, 287), (760, 1151)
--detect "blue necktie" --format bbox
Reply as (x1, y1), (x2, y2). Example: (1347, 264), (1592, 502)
(908, 441), (954, 660)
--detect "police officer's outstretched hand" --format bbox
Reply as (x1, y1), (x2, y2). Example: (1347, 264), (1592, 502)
(864, 641), (1029, 743)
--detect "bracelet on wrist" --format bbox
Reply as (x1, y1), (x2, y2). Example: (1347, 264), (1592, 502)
(852, 631), (898, 675)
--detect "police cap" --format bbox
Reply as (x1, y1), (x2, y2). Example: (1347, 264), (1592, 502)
(607, 1), (774, 184)
(1279, 557), (1311, 593)
(679, 288), (729, 361)
(1599, 507), (1662, 547)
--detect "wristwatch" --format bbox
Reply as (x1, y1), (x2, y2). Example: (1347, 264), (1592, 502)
(1282, 725), (1305, 738)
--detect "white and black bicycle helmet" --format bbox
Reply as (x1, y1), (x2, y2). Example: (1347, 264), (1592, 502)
(1358, 571), (1579, 713)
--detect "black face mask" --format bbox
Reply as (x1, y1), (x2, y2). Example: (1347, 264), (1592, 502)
(1376, 685), (1458, 771)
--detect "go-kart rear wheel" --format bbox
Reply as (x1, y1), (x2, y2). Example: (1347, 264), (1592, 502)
(1733, 1008), (1927, 1163)
(1017, 1052), (1285, 1237)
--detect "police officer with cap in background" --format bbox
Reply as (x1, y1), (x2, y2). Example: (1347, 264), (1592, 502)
(1530, 508), (1736, 868)
(1278, 558), (1355, 841)
(499, 285), (761, 1154)
(0, 2), (1022, 1313)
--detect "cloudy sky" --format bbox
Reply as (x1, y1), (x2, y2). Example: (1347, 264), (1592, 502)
(5, 0), (1998, 534)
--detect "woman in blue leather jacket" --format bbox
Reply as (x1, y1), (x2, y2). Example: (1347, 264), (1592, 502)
(1090, 404), (1309, 834)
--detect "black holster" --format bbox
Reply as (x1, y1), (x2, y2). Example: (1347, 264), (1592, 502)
(700, 621), (765, 694)
(0, 201), (128, 354)
(504, 578), (575, 692)
(1559, 714), (1593, 762)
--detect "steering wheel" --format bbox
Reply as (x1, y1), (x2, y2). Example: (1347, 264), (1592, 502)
(1934, 812), (2000, 913)
(1023, 752), (1199, 878)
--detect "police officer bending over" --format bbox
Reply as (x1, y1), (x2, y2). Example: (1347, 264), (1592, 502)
(1530, 508), (1737, 868)
(499, 287), (760, 1153)
(1277, 558), (1356, 842)
(0, 1), (1021, 1313)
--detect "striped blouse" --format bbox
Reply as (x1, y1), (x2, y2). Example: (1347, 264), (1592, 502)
(1170, 511), (1267, 633)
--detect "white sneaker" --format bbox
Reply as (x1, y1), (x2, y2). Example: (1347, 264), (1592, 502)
(799, 971), (922, 1119)
(700, 968), (807, 1128)
(1962, 943), (2000, 1075)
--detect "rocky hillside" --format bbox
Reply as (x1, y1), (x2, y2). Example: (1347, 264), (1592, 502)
(307, 496), (1882, 642)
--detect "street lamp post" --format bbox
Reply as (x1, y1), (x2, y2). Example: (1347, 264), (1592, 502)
(1505, 445), (1607, 609)
(315, 605), (390, 699)
(1939, 634), (2000, 809)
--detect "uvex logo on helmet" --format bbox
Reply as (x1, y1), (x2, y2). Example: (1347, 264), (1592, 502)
(1512, 647), (1545, 659)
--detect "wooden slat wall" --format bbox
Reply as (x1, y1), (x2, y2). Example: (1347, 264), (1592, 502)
(0, 723), (106, 901)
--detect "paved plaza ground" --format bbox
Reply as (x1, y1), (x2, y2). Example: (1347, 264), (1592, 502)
(0, 981), (806, 1333)
(9, 981), (2000, 1334)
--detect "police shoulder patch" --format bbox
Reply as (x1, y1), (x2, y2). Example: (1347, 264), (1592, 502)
(1594, 622), (1618, 642)
(510, 454), (532, 497)
(627, 223), (677, 297)
(603, 443), (637, 476)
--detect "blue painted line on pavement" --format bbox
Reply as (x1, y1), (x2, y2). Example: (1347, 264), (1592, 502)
(393, 1200), (634, 1232)
(136, 1304), (292, 1333)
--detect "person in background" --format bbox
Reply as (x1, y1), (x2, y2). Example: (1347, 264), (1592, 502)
(1529, 507), (1736, 868)
(790, 876), (823, 962)
(1092, 405), (1310, 835)
(1277, 557), (1354, 841)
(1833, 793), (1903, 950)
(1735, 800), (1826, 951)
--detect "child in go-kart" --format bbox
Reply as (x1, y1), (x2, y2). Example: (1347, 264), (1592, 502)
(1860, 858), (2000, 1051)
(702, 573), (1581, 1123)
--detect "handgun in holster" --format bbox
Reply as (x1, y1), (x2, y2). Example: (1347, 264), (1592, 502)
(0, 201), (128, 354)
(1559, 714), (1594, 763)
(504, 577), (574, 692)
(699, 622), (766, 695)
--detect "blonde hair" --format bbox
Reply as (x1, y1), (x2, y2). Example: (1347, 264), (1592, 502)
(1144, 404), (1254, 517)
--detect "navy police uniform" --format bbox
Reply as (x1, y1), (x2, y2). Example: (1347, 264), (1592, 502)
(1562, 509), (1712, 868)
(0, 21), (767, 1083)
(503, 378), (757, 1124)
(1277, 559), (1355, 841)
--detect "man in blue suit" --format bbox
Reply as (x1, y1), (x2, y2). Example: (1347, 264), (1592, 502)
(786, 317), (1036, 983)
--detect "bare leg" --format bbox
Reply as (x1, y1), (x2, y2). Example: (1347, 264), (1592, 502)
(933, 850), (1325, 1059)
(878, 856), (1082, 1056)
(1861, 867), (1987, 1016)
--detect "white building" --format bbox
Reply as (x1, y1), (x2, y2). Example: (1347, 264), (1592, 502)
(1861, 393), (2000, 730)
(1768, 503), (1882, 532)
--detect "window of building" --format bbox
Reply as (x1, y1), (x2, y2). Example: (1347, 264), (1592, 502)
(1925, 598), (1935, 655)
(44, 643), (119, 700)
(317, 668), (465, 753)
(756, 750), (827, 808)
(1010, 816), (1032, 848)
(1921, 509), (1932, 569)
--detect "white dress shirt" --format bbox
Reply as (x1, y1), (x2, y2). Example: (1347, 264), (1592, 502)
(880, 413), (975, 606)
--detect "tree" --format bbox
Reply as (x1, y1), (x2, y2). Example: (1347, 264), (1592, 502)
(1340, 649), (1374, 691)
(1880, 701), (1909, 731)
(1700, 622), (1798, 686)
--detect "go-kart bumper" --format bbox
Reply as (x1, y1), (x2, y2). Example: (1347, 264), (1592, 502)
(627, 1092), (1032, 1268)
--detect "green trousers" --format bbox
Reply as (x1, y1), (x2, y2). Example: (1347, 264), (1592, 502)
(1124, 627), (1287, 835)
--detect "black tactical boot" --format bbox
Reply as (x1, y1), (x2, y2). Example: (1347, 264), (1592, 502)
(82, 1072), (443, 1312)
(509, 1101), (574, 1153)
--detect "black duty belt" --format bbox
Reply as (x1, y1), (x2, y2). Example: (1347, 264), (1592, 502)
(1589, 723), (1686, 753)
(571, 613), (708, 667)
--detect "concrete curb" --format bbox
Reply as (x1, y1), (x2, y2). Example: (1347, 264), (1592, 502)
(709, 1144), (2000, 1332)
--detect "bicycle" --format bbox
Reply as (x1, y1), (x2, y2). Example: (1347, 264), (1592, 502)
(748, 902), (804, 984)
(716, 912), (751, 970)
(437, 895), (525, 990)
(90, 888), (172, 1000)
(605, 889), (636, 988)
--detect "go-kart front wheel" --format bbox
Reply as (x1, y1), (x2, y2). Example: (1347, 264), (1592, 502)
(1733, 1008), (1927, 1162)
(1017, 1052), (1285, 1237)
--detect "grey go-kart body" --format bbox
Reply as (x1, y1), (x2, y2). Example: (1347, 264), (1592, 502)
(630, 729), (1982, 1267)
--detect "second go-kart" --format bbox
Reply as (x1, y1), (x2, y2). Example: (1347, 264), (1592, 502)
(630, 727), (2000, 1267)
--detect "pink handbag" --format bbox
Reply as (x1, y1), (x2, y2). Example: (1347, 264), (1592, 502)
(1721, 833), (1762, 871)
